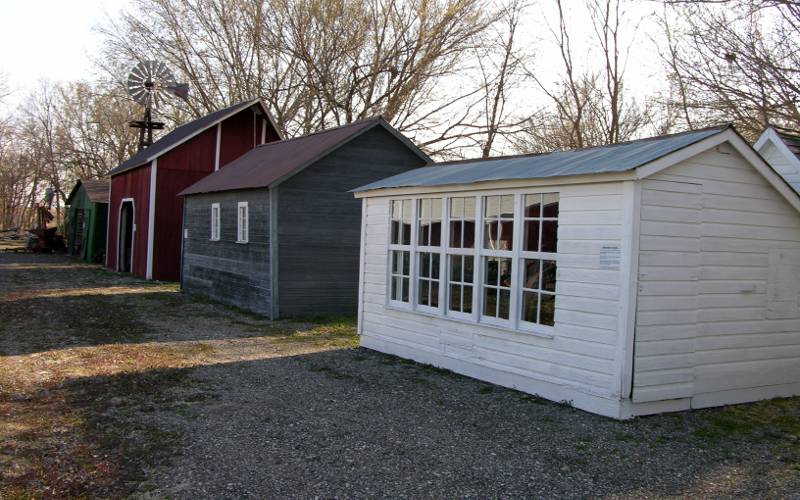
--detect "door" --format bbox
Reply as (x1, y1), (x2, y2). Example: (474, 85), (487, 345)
(118, 201), (135, 273)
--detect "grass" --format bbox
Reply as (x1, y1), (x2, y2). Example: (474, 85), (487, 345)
(693, 397), (800, 446)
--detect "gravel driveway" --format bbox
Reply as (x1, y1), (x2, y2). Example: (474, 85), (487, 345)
(1, 253), (799, 498)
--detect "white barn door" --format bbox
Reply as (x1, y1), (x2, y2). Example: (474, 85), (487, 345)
(632, 179), (702, 403)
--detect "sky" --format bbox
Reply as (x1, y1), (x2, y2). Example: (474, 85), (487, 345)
(0, 0), (667, 124)
(0, 0), (130, 108)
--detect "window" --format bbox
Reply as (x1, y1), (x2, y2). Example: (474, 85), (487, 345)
(389, 199), (412, 304)
(416, 198), (442, 310)
(447, 197), (476, 316)
(237, 202), (249, 243)
(386, 192), (559, 333)
(210, 203), (220, 241)
(519, 193), (559, 327)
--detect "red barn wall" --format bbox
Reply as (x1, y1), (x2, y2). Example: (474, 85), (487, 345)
(219, 108), (258, 167)
(106, 163), (151, 278)
(108, 103), (282, 281)
(151, 126), (217, 281)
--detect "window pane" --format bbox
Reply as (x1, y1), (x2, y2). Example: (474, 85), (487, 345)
(524, 220), (539, 252)
(464, 198), (475, 219)
(391, 220), (400, 244)
(463, 256), (474, 283)
(420, 253), (430, 278)
(485, 196), (499, 217)
(431, 282), (439, 308)
(391, 276), (402, 301)
(420, 198), (431, 219)
(525, 194), (541, 218)
(419, 221), (430, 246)
(431, 198), (442, 219)
(403, 250), (410, 274)
(540, 293), (555, 326)
(402, 220), (412, 245)
(484, 220), (498, 249)
(450, 255), (462, 282)
(392, 251), (402, 274)
(392, 200), (402, 219)
(450, 284), (462, 312)
(542, 260), (557, 292)
(450, 197), (464, 218)
(430, 221), (441, 246)
(463, 286), (473, 313)
(500, 195), (514, 218)
(402, 277), (410, 302)
(498, 220), (513, 250)
(541, 221), (558, 253)
(486, 257), (499, 285)
(499, 258), (512, 287)
(484, 287), (498, 317)
(498, 290), (510, 319)
(522, 291), (539, 323)
(542, 193), (559, 218)
(419, 280), (430, 305)
(463, 220), (475, 248)
(524, 259), (541, 290)
(449, 220), (463, 248)
(431, 254), (440, 279)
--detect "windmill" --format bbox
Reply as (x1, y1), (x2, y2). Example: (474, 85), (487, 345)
(126, 60), (189, 150)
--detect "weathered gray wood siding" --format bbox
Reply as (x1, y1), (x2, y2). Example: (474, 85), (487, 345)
(182, 189), (272, 316)
(277, 127), (426, 317)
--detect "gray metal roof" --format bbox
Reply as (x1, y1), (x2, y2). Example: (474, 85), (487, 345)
(353, 125), (730, 193)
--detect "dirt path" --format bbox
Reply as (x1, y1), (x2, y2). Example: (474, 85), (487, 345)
(1, 253), (799, 498)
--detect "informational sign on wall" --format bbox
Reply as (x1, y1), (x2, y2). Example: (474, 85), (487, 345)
(600, 245), (621, 270)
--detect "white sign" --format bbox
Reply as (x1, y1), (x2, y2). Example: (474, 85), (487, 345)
(600, 245), (621, 270)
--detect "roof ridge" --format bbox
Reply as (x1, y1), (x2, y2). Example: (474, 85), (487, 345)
(433, 123), (731, 168)
(256, 116), (382, 149)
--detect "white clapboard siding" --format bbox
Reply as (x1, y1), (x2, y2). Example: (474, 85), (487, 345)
(633, 179), (701, 403)
(359, 181), (628, 417)
(632, 146), (800, 408)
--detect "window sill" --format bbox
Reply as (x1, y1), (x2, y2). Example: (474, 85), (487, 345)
(235, 240), (249, 244)
(384, 303), (555, 339)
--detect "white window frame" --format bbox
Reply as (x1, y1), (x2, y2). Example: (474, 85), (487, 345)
(210, 203), (221, 241)
(445, 196), (478, 321)
(237, 201), (249, 244)
(518, 193), (559, 332)
(385, 189), (559, 336)
(387, 199), (413, 307)
(414, 197), (445, 314)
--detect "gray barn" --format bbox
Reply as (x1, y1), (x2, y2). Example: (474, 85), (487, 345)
(178, 117), (429, 318)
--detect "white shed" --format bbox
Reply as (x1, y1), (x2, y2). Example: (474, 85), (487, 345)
(352, 125), (800, 419)
(754, 126), (800, 194)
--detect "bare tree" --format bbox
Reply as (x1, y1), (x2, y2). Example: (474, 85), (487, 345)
(97, 0), (502, 155)
(515, 0), (650, 153)
(660, 0), (800, 139)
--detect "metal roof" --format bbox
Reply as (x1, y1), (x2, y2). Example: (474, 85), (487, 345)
(109, 98), (277, 176)
(66, 179), (110, 205)
(179, 117), (429, 196)
(776, 130), (800, 160)
(352, 125), (730, 193)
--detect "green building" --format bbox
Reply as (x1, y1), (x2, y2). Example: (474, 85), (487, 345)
(65, 179), (109, 263)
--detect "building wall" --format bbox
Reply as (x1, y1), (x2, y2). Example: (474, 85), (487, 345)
(219, 108), (259, 167)
(182, 189), (272, 316)
(358, 180), (630, 418)
(277, 127), (427, 318)
(107, 164), (151, 276)
(759, 141), (800, 194)
(632, 144), (800, 411)
(152, 126), (217, 281)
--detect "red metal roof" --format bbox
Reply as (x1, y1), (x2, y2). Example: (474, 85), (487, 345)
(179, 117), (426, 196)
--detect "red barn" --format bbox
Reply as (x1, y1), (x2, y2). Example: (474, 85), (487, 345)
(106, 99), (281, 281)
